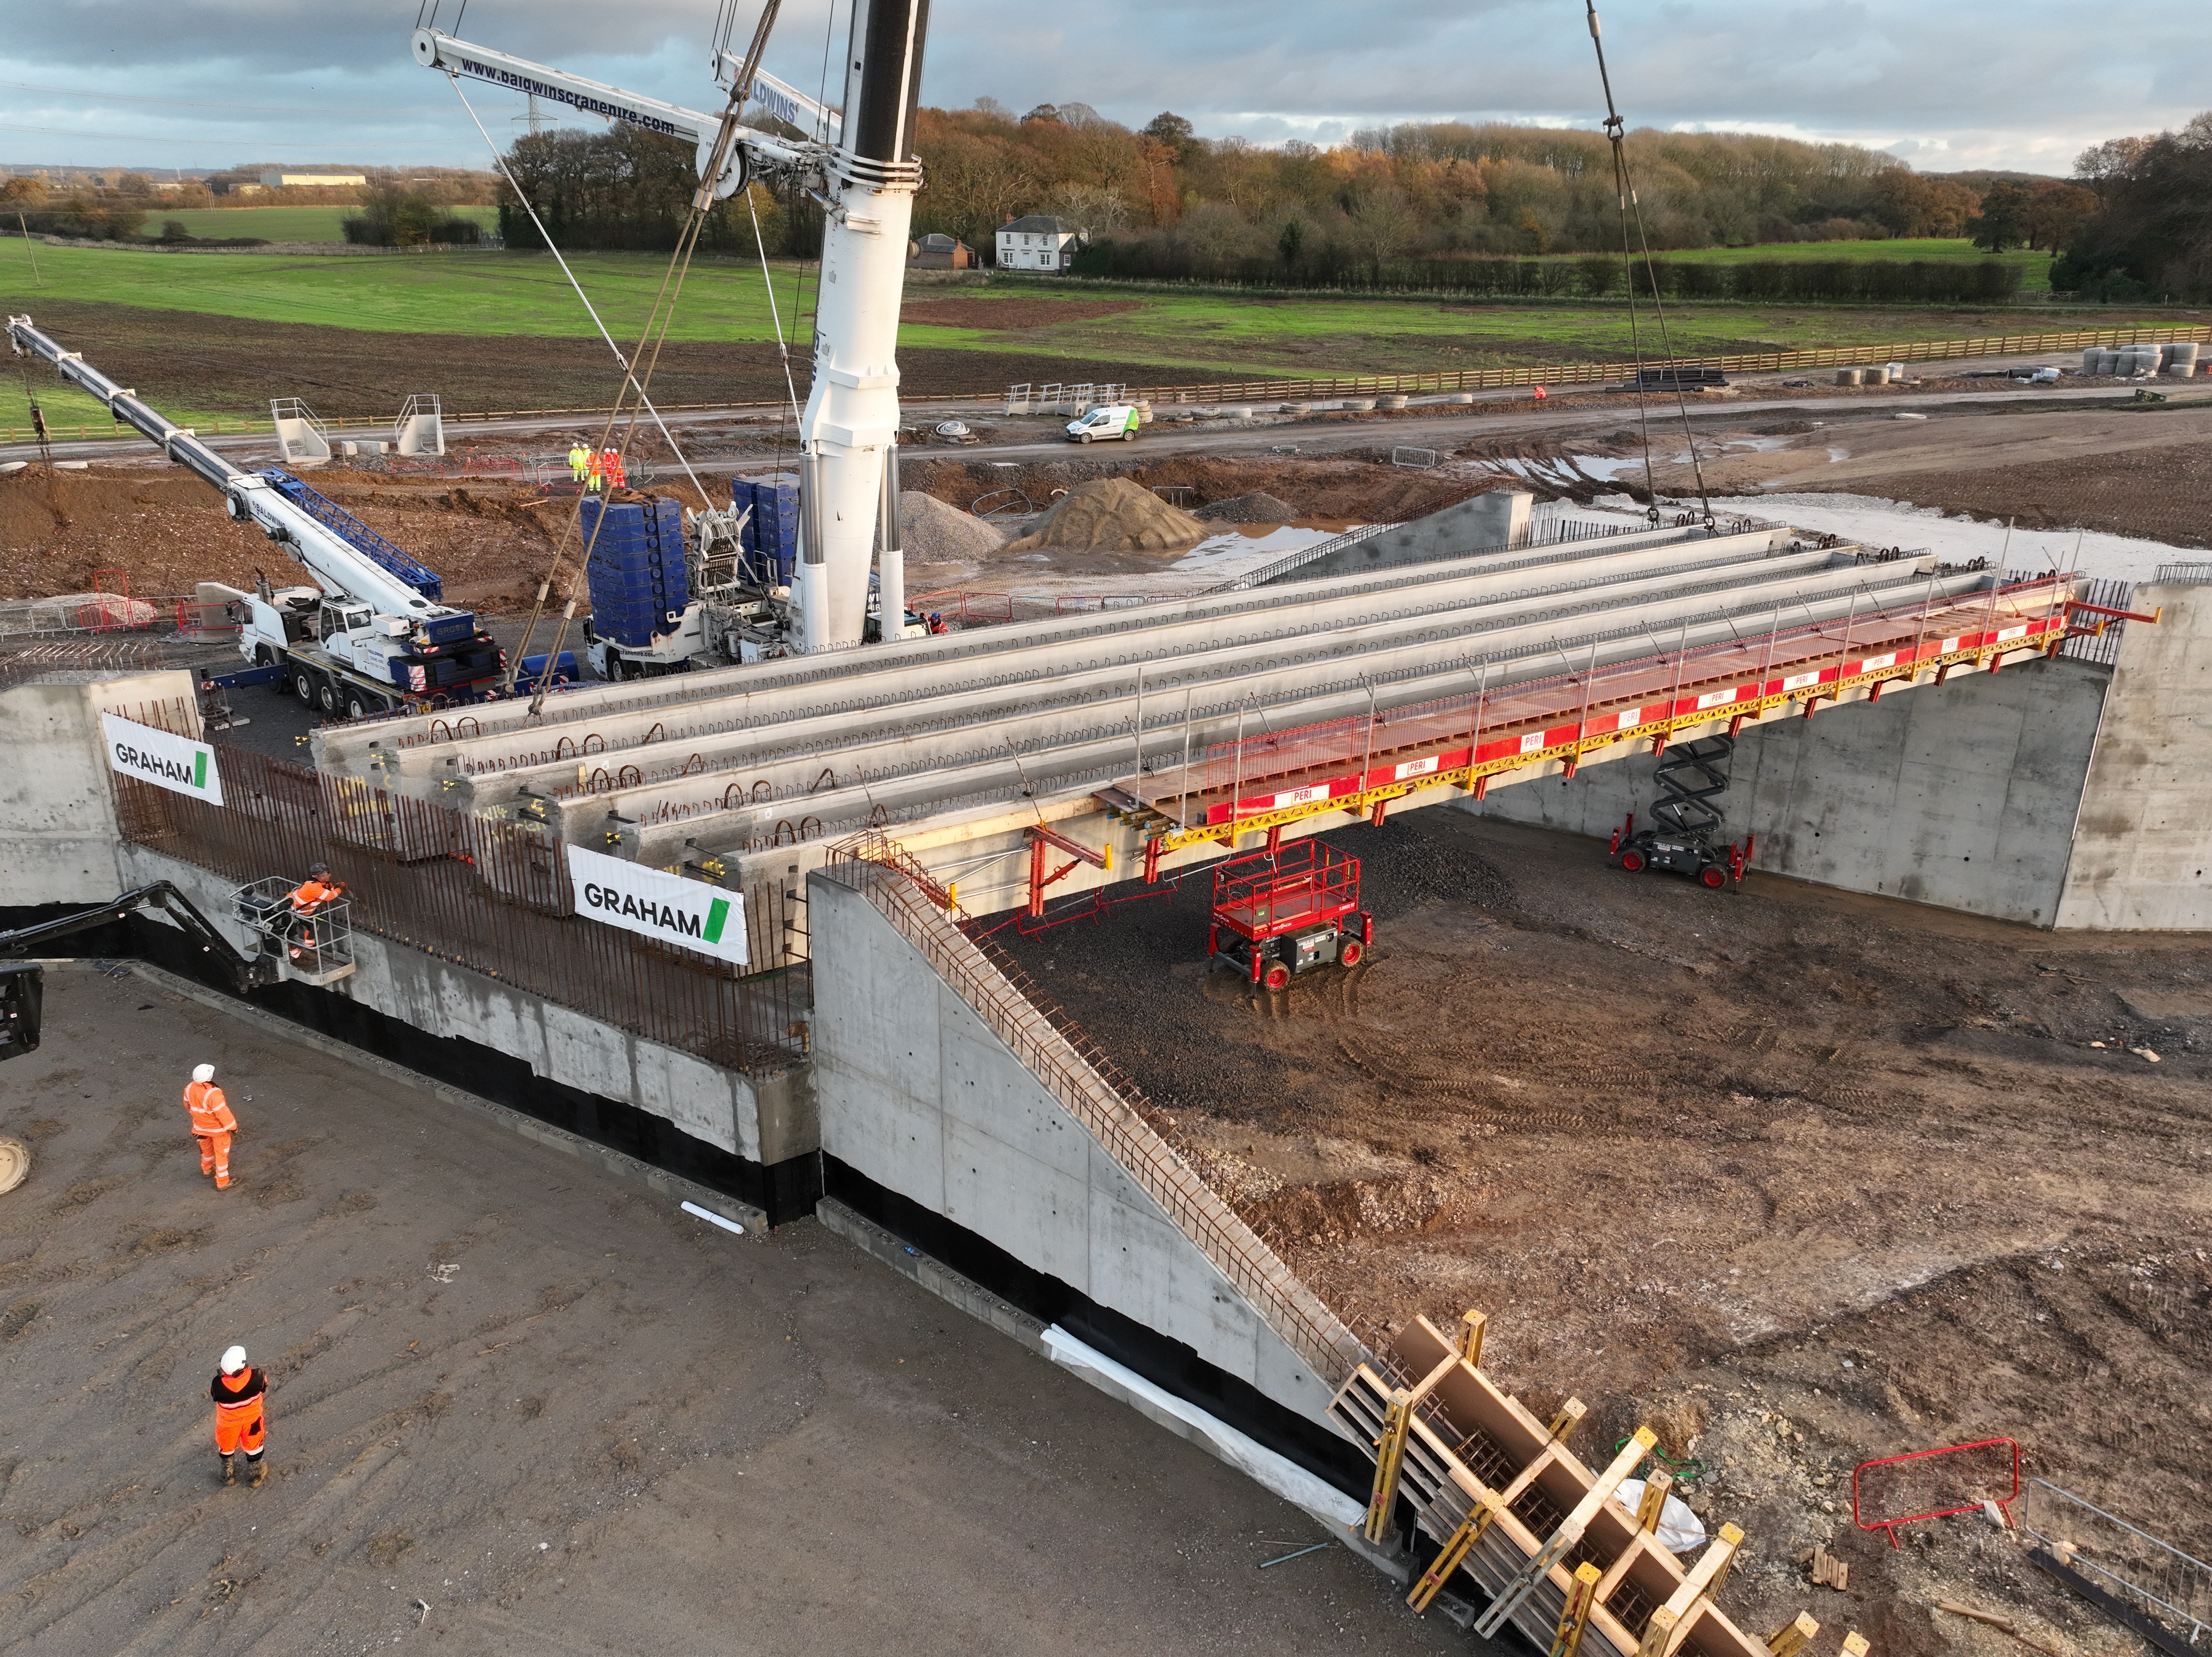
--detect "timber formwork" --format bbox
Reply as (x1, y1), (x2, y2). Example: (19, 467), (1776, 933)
(1332, 1314), (1841, 1657)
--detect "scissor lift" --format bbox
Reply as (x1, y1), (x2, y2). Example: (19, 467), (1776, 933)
(1209, 840), (1371, 990)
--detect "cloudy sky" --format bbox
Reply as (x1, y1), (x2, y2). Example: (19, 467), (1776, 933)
(3, 0), (2203, 177)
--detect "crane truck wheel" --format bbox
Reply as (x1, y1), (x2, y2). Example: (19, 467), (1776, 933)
(1619, 849), (1646, 872)
(346, 693), (373, 721)
(0, 1137), (28, 1196)
(293, 668), (315, 705)
(316, 679), (340, 715)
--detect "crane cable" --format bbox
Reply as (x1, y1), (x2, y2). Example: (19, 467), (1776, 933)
(1584, 0), (1715, 527)
(444, 3), (783, 707)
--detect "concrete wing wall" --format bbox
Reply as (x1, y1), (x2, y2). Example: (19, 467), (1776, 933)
(1465, 656), (2111, 927)
(2056, 584), (2212, 930)
(1, 671), (200, 906)
(806, 873), (1341, 1424)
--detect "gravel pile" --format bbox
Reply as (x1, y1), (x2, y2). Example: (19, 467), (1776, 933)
(1004, 477), (1208, 554)
(895, 489), (1008, 561)
(1196, 491), (1301, 524)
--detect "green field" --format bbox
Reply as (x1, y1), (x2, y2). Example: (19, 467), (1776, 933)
(1651, 237), (2054, 288)
(133, 204), (502, 243)
(0, 229), (2173, 429)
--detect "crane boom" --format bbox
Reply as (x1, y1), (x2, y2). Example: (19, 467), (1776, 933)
(7, 314), (504, 710)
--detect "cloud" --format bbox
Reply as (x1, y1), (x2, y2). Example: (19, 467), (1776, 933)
(0, 0), (2202, 173)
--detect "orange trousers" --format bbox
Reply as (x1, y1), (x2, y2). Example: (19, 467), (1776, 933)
(214, 1399), (266, 1456)
(196, 1129), (232, 1188)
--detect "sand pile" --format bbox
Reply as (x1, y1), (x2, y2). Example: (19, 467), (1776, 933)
(1003, 477), (1208, 554)
(1196, 491), (1300, 524)
(892, 490), (1007, 561)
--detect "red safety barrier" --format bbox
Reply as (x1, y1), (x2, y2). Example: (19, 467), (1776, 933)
(1853, 1437), (2020, 1547)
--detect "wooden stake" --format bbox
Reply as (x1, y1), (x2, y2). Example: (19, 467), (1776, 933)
(1639, 1605), (1681, 1657)
(1549, 1398), (1588, 1444)
(1457, 1309), (1487, 1369)
(1842, 1633), (1870, 1657)
(1550, 1562), (1604, 1657)
(1766, 1613), (1820, 1657)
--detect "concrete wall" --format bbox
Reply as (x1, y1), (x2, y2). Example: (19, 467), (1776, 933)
(111, 843), (812, 1166)
(2057, 584), (2212, 929)
(1, 670), (196, 905)
(806, 873), (1337, 1424)
(1274, 490), (1533, 582)
(1468, 656), (2113, 927)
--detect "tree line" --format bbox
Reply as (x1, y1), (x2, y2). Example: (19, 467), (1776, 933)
(2049, 115), (2212, 301)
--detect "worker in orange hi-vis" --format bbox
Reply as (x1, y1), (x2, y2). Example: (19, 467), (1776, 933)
(210, 1345), (269, 1487)
(184, 1063), (238, 1190)
(585, 449), (605, 493)
(603, 448), (625, 490)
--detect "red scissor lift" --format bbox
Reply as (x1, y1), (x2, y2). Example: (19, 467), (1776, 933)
(1209, 840), (1372, 991)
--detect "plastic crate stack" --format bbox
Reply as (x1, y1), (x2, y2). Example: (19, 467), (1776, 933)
(734, 473), (800, 586)
(581, 496), (689, 648)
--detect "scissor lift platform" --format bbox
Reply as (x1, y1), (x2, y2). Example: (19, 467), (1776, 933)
(1209, 840), (1371, 990)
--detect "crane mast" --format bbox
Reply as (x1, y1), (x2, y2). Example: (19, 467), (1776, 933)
(411, 0), (929, 653)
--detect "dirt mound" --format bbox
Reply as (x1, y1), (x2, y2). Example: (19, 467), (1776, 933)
(1195, 491), (1300, 524)
(1003, 477), (1208, 555)
(895, 490), (1006, 562)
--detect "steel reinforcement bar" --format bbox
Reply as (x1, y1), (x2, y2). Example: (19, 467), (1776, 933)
(823, 833), (1368, 1388)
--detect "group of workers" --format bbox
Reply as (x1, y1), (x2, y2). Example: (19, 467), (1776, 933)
(567, 444), (628, 493)
(179, 862), (348, 1488)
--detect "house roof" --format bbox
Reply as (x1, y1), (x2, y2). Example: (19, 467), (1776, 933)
(916, 232), (968, 250)
(1000, 215), (1083, 235)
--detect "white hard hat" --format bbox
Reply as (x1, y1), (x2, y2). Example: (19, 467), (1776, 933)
(192, 1064), (215, 1084)
(220, 1345), (248, 1374)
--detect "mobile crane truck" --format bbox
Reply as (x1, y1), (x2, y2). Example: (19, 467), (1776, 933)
(7, 315), (514, 718)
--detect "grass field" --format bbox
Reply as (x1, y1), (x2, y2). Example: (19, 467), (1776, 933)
(0, 230), (2175, 427)
(131, 204), (502, 243)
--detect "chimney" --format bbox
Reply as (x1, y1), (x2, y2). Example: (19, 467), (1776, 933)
(1004, 212), (1016, 225)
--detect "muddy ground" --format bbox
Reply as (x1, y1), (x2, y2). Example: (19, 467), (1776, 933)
(3, 299), (1230, 420)
(992, 808), (2212, 1657)
(0, 962), (1468, 1656)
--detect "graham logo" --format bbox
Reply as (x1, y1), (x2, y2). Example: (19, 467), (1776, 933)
(566, 843), (747, 966)
(100, 714), (223, 806)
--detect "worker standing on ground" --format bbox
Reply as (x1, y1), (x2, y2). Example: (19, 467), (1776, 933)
(603, 448), (625, 491)
(568, 441), (588, 484)
(585, 448), (605, 494)
(184, 1063), (238, 1190)
(210, 1345), (269, 1487)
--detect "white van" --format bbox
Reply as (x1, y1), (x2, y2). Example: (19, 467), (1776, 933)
(1065, 404), (1140, 444)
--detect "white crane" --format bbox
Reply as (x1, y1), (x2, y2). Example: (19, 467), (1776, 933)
(7, 315), (506, 715)
(410, 0), (929, 653)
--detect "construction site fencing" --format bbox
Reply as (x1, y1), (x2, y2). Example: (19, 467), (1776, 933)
(107, 715), (808, 1073)
(1081, 323), (2212, 405)
(823, 831), (1370, 1389)
(1852, 1437), (2020, 1544)
(2021, 1477), (2212, 1651)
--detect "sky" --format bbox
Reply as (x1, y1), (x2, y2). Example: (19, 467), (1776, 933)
(2, 0), (2204, 178)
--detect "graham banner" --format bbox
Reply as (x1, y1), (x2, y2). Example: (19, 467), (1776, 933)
(101, 713), (224, 807)
(565, 843), (747, 967)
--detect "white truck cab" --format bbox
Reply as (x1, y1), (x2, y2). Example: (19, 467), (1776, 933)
(1065, 403), (1140, 444)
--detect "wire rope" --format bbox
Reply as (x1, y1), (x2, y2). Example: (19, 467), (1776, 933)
(1583, 0), (1715, 527)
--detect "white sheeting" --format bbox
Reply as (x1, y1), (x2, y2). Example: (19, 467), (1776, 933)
(1040, 1325), (1363, 1529)
(1612, 1477), (1708, 1554)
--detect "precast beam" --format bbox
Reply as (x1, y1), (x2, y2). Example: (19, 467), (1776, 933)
(320, 524), (1780, 777)
(594, 565), (2003, 863)
(515, 558), (1959, 836)
(444, 543), (1874, 811)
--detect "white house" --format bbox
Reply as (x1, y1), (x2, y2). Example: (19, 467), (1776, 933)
(995, 214), (1086, 274)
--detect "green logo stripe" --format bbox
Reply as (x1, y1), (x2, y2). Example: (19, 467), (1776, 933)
(193, 751), (208, 790)
(703, 896), (730, 944)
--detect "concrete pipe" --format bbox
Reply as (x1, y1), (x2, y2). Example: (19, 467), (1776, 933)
(1377, 394), (1409, 410)
(1448, 392), (1475, 404)
(2082, 348), (2104, 374)
(1341, 397), (1376, 411)
(1836, 368), (1864, 387)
